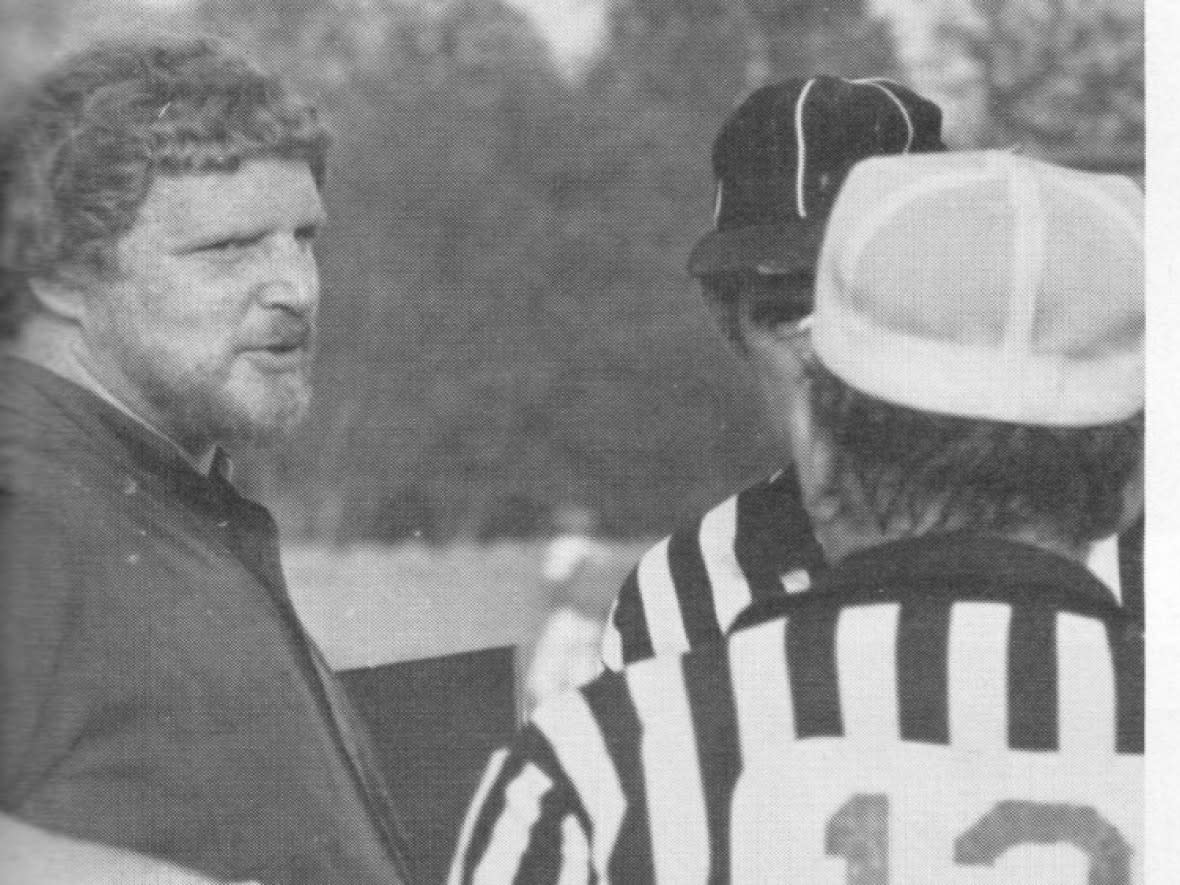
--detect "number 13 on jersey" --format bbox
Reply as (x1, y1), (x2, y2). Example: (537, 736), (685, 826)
(731, 749), (1142, 883)
(826, 794), (1134, 884)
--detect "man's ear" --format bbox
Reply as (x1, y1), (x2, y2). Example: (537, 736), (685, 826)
(699, 294), (746, 352)
(26, 273), (90, 324)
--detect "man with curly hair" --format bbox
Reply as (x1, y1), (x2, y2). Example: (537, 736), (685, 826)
(0, 36), (410, 883)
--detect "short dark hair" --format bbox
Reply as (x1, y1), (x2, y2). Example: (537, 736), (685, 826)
(0, 35), (330, 336)
(699, 269), (814, 347)
(806, 360), (1142, 546)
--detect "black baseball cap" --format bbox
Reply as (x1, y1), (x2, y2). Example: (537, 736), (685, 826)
(687, 75), (946, 278)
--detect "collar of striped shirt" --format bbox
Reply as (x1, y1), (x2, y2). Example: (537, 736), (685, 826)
(731, 531), (1122, 633)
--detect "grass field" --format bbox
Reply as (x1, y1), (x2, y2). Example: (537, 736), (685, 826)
(283, 539), (648, 670)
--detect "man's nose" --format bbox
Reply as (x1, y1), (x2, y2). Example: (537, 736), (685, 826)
(257, 233), (319, 314)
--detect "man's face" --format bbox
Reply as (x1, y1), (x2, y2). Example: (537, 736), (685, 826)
(82, 159), (326, 452)
(723, 273), (814, 459)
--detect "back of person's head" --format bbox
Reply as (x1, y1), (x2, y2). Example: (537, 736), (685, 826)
(686, 75), (945, 344)
(0, 35), (330, 337)
(805, 150), (1143, 549)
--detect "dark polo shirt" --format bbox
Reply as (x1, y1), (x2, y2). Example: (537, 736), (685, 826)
(0, 358), (411, 883)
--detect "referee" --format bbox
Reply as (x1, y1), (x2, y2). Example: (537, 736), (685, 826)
(451, 151), (1144, 883)
(600, 76), (1143, 671)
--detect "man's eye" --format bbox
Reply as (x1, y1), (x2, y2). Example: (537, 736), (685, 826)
(198, 235), (261, 253)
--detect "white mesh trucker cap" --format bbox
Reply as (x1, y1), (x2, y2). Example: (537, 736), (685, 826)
(810, 150), (1144, 426)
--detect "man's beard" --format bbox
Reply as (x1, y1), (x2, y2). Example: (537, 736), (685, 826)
(136, 356), (313, 452)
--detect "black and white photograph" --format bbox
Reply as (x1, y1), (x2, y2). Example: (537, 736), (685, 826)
(0, 0), (1159, 881)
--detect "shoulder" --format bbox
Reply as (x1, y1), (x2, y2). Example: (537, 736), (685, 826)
(0, 430), (139, 574)
(630, 468), (814, 577)
(622, 471), (788, 587)
(604, 470), (819, 668)
(543, 637), (739, 763)
(0, 381), (116, 516)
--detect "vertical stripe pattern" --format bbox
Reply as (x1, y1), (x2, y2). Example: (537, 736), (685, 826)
(682, 649), (741, 882)
(532, 690), (627, 878)
(729, 621), (795, 765)
(604, 475), (1134, 682)
(1007, 604), (1058, 750)
(836, 603), (901, 742)
(637, 538), (690, 657)
(458, 745), (531, 882)
(697, 495), (754, 640)
(582, 673), (654, 882)
(1109, 615), (1144, 754)
(462, 552), (1145, 882)
(450, 750), (510, 885)
(786, 602), (843, 738)
(628, 660), (710, 882)
(667, 519), (722, 648)
(557, 815), (591, 885)
(606, 570), (652, 668)
(948, 602), (1011, 751)
(1056, 612), (1116, 754)
(603, 472), (823, 669)
(727, 621), (794, 882)
(472, 763), (553, 884)
(896, 598), (951, 743)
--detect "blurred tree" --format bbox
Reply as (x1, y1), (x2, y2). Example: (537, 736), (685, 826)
(941, 0), (1143, 168)
(593, 0), (896, 112)
(0, 0), (190, 85)
(195, 0), (404, 91)
(1, 0), (74, 81)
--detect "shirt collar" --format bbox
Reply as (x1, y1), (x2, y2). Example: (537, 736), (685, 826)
(732, 530), (1122, 633)
(63, 357), (221, 476)
(3, 357), (233, 488)
(821, 531), (1118, 605)
(5, 355), (227, 479)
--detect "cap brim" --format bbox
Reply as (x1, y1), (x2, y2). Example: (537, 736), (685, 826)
(687, 222), (826, 278)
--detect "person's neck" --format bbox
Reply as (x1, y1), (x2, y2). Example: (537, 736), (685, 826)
(813, 512), (1087, 566)
(7, 320), (219, 474)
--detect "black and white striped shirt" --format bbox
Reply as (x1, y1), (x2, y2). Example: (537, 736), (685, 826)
(602, 470), (1144, 669)
(453, 534), (1143, 884)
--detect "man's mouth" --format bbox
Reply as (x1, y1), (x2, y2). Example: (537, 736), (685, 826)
(263, 339), (304, 356)
(243, 332), (312, 369)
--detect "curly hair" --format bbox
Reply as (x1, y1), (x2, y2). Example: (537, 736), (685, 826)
(0, 35), (330, 336)
(806, 360), (1143, 547)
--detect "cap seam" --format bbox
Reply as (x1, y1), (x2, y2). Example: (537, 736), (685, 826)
(851, 78), (915, 153)
(793, 77), (819, 219)
(1003, 158), (1046, 355)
